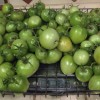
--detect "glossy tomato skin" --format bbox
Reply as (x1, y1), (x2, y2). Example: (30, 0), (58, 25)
(39, 28), (59, 50)
(70, 11), (88, 26)
(41, 9), (56, 22)
(75, 66), (93, 82)
(93, 65), (100, 75)
(0, 44), (14, 62)
(2, 3), (13, 14)
(10, 10), (25, 21)
(88, 75), (100, 90)
(87, 24), (98, 35)
(11, 39), (28, 58)
(40, 49), (62, 64)
(0, 62), (14, 79)
(89, 34), (100, 45)
(55, 13), (67, 25)
(80, 40), (93, 50)
(69, 6), (79, 14)
(28, 15), (42, 28)
(4, 32), (18, 45)
(35, 47), (47, 60)
(16, 21), (25, 31)
(19, 29), (33, 41)
(48, 20), (57, 29)
(16, 53), (39, 78)
(6, 21), (17, 32)
(73, 49), (90, 65)
(8, 75), (29, 92)
(93, 46), (100, 64)
(69, 25), (87, 44)
(27, 7), (37, 17)
(60, 54), (77, 75)
(57, 36), (73, 52)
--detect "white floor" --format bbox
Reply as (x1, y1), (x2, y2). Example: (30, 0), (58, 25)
(0, 95), (100, 100)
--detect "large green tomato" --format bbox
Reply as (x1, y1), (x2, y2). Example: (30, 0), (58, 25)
(19, 29), (33, 41)
(75, 66), (93, 82)
(88, 75), (100, 90)
(70, 11), (88, 26)
(28, 15), (42, 28)
(40, 49), (62, 64)
(0, 62), (14, 79)
(11, 39), (28, 58)
(93, 46), (100, 64)
(10, 10), (25, 21)
(93, 65), (100, 75)
(73, 49), (90, 65)
(39, 28), (59, 49)
(55, 13), (67, 25)
(2, 3), (13, 14)
(35, 47), (47, 60)
(87, 24), (98, 35)
(6, 21), (16, 32)
(57, 36), (73, 52)
(4, 32), (18, 45)
(8, 75), (29, 92)
(16, 53), (39, 78)
(60, 54), (77, 75)
(69, 25), (87, 44)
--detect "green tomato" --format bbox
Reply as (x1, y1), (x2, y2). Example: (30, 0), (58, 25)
(26, 36), (37, 53)
(27, 7), (37, 17)
(19, 29), (33, 41)
(89, 34), (100, 45)
(35, 47), (47, 60)
(70, 11), (88, 27)
(41, 49), (62, 64)
(73, 49), (90, 65)
(39, 28), (59, 50)
(94, 46), (100, 64)
(69, 5), (79, 14)
(69, 25), (87, 44)
(8, 75), (29, 92)
(75, 66), (93, 82)
(48, 20), (57, 29)
(57, 36), (73, 52)
(60, 54), (77, 75)
(41, 9), (56, 22)
(93, 65), (100, 75)
(16, 21), (25, 31)
(55, 13), (67, 25)
(10, 10), (25, 21)
(0, 62), (14, 79)
(2, 3), (13, 14)
(4, 32), (18, 45)
(87, 24), (98, 35)
(80, 40), (94, 50)
(11, 39), (28, 58)
(16, 53), (39, 77)
(0, 78), (7, 91)
(28, 15), (42, 28)
(6, 21), (16, 32)
(88, 75), (100, 90)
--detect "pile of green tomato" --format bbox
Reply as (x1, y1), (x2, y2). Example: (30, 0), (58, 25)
(0, 2), (100, 92)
